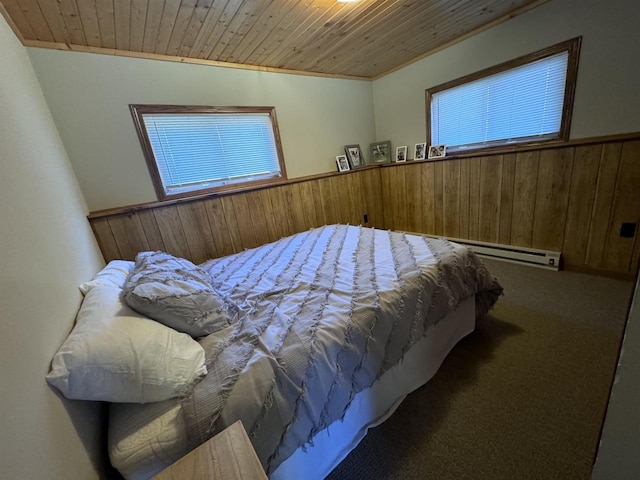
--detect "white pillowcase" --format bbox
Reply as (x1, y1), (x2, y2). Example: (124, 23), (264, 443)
(79, 260), (134, 294)
(46, 285), (207, 403)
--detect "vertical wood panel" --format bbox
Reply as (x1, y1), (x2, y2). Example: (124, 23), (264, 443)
(467, 159), (481, 240)
(380, 169), (394, 230)
(245, 191), (271, 246)
(602, 141), (640, 272)
(350, 173), (362, 226)
(257, 189), (280, 243)
(266, 187), (295, 239)
(391, 166), (407, 231)
(176, 202), (218, 264)
(107, 214), (150, 260)
(138, 209), (166, 252)
(329, 175), (347, 224)
(405, 164), (423, 233)
(331, 174), (351, 224)
(153, 206), (191, 259)
(433, 162), (444, 236)
(532, 148), (574, 251)
(585, 143), (622, 268)
(287, 183), (308, 232)
(442, 160), (460, 238)
(318, 178), (337, 226)
(310, 181), (325, 227)
(499, 154), (516, 245)
(478, 156), (502, 243)
(89, 217), (121, 261)
(562, 145), (602, 267)
(420, 162), (435, 234)
(458, 159), (470, 239)
(231, 194), (259, 249)
(296, 181), (319, 229)
(364, 168), (384, 229)
(632, 234), (640, 277)
(510, 151), (539, 247)
(203, 197), (237, 257)
(220, 196), (244, 253)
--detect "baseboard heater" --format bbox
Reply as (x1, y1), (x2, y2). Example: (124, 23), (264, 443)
(422, 234), (561, 271)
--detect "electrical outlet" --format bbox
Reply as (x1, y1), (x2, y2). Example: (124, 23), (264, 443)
(620, 222), (636, 238)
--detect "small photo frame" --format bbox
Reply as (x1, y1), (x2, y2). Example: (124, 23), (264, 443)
(414, 142), (426, 161)
(344, 144), (365, 169)
(336, 155), (350, 172)
(395, 145), (407, 163)
(370, 141), (392, 165)
(428, 144), (447, 159)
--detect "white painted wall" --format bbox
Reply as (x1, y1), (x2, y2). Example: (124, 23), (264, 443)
(592, 276), (640, 480)
(372, 0), (640, 152)
(0, 15), (106, 480)
(26, 49), (376, 211)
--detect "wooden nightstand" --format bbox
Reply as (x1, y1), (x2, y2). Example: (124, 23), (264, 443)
(152, 420), (268, 480)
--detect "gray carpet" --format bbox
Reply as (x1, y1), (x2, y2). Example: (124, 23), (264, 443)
(326, 259), (634, 480)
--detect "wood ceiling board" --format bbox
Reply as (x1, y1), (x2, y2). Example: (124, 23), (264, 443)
(113, 0), (131, 50)
(142, 0), (165, 53)
(176, 0), (216, 57)
(3, 0), (548, 79)
(1, 0), (38, 39)
(95, 0), (117, 49)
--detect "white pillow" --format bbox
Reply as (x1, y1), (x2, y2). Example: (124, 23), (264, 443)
(46, 285), (207, 403)
(79, 260), (134, 294)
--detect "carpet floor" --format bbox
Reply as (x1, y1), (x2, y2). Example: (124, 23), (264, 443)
(326, 259), (634, 480)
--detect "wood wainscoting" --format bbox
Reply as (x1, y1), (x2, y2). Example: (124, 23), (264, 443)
(379, 137), (640, 278)
(89, 168), (384, 265)
(89, 135), (640, 278)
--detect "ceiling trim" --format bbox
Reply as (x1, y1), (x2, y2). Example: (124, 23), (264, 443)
(21, 38), (371, 82)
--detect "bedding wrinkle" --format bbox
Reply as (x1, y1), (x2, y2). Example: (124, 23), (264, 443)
(181, 227), (334, 459)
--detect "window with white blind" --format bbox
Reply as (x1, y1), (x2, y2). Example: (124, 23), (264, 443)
(426, 37), (581, 154)
(130, 105), (287, 199)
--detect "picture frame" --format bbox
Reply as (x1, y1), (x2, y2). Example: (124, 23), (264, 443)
(336, 155), (350, 172)
(428, 144), (447, 159)
(344, 144), (365, 169)
(395, 145), (407, 163)
(414, 142), (426, 161)
(369, 141), (392, 165)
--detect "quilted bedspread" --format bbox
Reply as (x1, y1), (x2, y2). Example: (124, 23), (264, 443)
(180, 225), (502, 474)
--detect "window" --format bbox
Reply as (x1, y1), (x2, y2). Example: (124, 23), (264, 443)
(426, 37), (581, 154)
(130, 105), (287, 200)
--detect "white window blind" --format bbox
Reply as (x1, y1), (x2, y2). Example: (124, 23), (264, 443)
(141, 112), (282, 195)
(430, 51), (569, 151)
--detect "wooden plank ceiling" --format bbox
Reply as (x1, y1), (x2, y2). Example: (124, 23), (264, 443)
(1, 0), (546, 78)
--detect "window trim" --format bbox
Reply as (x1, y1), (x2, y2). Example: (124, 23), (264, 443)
(130, 104), (288, 201)
(425, 37), (581, 156)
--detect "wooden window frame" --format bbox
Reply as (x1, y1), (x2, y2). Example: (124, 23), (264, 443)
(130, 104), (288, 201)
(425, 37), (582, 156)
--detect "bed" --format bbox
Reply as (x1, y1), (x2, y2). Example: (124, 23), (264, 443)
(50, 225), (502, 479)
